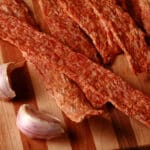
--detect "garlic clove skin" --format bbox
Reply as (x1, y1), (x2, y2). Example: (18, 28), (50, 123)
(0, 63), (15, 99)
(0, 61), (25, 100)
(16, 104), (65, 140)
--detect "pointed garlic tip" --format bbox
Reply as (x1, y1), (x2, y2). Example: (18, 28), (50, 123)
(16, 104), (65, 140)
(0, 61), (25, 100)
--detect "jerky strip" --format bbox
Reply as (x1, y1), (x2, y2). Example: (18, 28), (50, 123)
(0, 0), (36, 26)
(89, 0), (150, 73)
(139, 0), (150, 36)
(59, 0), (150, 73)
(117, 0), (150, 37)
(34, 63), (103, 122)
(57, 0), (120, 64)
(0, 13), (150, 127)
(33, 0), (100, 63)
(29, 0), (103, 122)
(116, 0), (143, 28)
(0, 1), (102, 122)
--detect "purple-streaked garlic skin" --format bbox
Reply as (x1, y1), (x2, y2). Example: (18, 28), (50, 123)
(0, 63), (16, 99)
(0, 61), (25, 100)
(16, 104), (65, 140)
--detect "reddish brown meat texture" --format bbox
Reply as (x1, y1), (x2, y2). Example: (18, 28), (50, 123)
(116, 0), (127, 10)
(0, 13), (150, 127)
(116, 0), (142, 27)
(0, 1), (102, 122)
(34, 64), (103, 122)
(59, 0), (150, 73)
(0, 0), (36, 26)
(57, 0), (120, 64)
(139, 0), (150, 37)
(33, 0), (100, 63)
(29, 0), (103, 122)
(117, 0), (150, 37)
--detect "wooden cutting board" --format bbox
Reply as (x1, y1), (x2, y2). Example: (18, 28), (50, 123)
(0, 3), (150, 150)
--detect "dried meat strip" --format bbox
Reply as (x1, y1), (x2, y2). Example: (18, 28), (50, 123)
(139, 0), (150, 36)
(34, 63), (103, 122)
(58, 0), (120, 64)
(33, 0), (100, 63)
(59, 0), (150, 73)
(117, 0), (150, 37)
(116, 0), (143, 28)
(0, 0), (36, 26)
(116, 0), (127, 10)
(0, 13), (150, 127)
(0, 0), (102, 122)
(88, 0), (150, 73)
(28, 0), (103, 122)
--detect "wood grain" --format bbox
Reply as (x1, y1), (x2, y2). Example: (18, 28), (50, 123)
(112, 55), (150, 148)
(89, 117), (119, 150)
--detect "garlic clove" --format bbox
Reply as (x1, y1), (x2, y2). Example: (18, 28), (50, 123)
(0, 61), (25, 100)
(16, 104), (65, 140)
